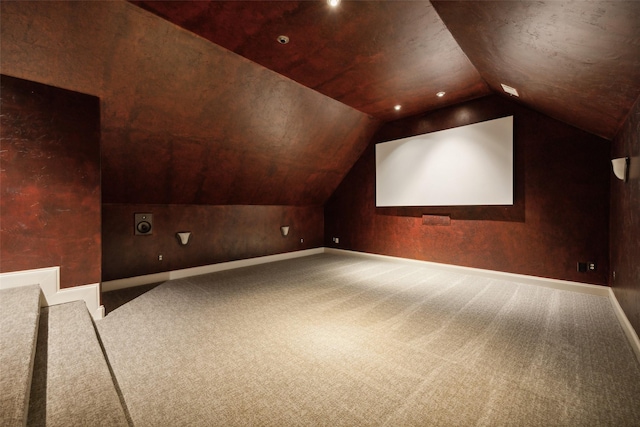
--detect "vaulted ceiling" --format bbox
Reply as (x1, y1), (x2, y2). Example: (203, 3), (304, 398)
(133, 0), (640, 140)
(1, 1), (639, 207)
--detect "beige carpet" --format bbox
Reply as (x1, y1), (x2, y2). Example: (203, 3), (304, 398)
(28, 302), (130, 427)
(97, 253), (640, 426)
(0, 285), (41, 427)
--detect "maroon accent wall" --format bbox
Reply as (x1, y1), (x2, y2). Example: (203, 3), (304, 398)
(610, 95), (640, 333)
(0, 1), (372, 283)
(102, 204), (323, 281)
(0, 75), (101, 288)
(0, 1), (379, 208)
(325, 95), (610, 285)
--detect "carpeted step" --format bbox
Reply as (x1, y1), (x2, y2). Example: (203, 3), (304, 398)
(27, 301), (130, 427)
(0, 284), (42, 427)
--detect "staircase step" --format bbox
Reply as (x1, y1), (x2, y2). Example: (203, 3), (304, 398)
(0, 285), (42, 427)
(27, 301), (129, 427)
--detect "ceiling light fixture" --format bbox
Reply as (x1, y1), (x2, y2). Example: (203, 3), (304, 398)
(276, 35), (289, 45)
(327, 0), (341, 7)
(436, 91), (446, 97)
(501, 83), (519, 97)
(394, 105), (401, 111)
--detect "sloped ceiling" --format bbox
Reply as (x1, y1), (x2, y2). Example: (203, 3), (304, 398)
(133, 0), (640, 140)
(432, 1), (640, 140)
(0, 1), (380, 206)
(2, 1), (639, 208)
(131, 0), (492, 121)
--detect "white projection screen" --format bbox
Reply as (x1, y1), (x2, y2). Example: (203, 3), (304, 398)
(376, 116), (513, 207)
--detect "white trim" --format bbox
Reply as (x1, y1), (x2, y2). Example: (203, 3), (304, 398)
(0, 267), (104, 320)
(102, 248), (325, 292)
(325, 248), (639, 361)
(325, 248), (609, 296)
(608, 288), (640, 362)
(102, 272), (172, 292)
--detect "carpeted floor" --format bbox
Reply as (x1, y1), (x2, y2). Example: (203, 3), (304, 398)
(102, 283), (162, 315)
(28, 301), (129, 427)
(0, 285), (41, 427)
(97, 253), (640, 426)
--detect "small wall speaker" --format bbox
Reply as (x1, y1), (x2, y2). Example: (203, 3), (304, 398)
(134, 213), (153, 235)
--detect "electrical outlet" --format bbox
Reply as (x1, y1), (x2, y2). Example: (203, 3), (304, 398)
(588, 262), (597, 271)
(300, 238), (304, 243)
(158, 254), (163, 261)
(332, 237), (339, 244)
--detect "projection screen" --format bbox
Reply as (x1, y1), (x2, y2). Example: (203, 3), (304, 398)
(375, 116), (513, 207)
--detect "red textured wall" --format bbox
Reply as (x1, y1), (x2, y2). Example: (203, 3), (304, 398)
(102, 204), (323, 281)
(0, 75), (101, 288)
(325, 95), (611, 285)
(0, 1), (371, 284)
(0, 1), (379, 208)
(610, 95), (640, 333)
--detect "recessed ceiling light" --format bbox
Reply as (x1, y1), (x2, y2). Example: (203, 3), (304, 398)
(501, 83), (519, 97)
(327, 0), (341, 7)
(436, 91), (446, 98)
(394, 105), (402, 111)
(276, 35), (289, 45)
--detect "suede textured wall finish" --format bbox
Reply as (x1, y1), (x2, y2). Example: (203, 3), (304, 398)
(0, 1), (375, 283)
(610, 95), (640, 333)
(0, 75), (101, 288)
(0, 1), (379, 207)
(103, 204), (323, 281)
(325, 96), (610, 285)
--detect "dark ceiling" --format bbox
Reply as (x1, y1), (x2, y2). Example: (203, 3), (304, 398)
(132, 0), (640, 140)
(2, 1), (639, 207)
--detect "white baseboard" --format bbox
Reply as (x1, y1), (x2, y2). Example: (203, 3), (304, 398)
(325, 248), (610, 296)
(0, 267), (104, 320)
(326, 248), (640, 362)
(102, 248), (325, 292)
(608, 288), (640, 362)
